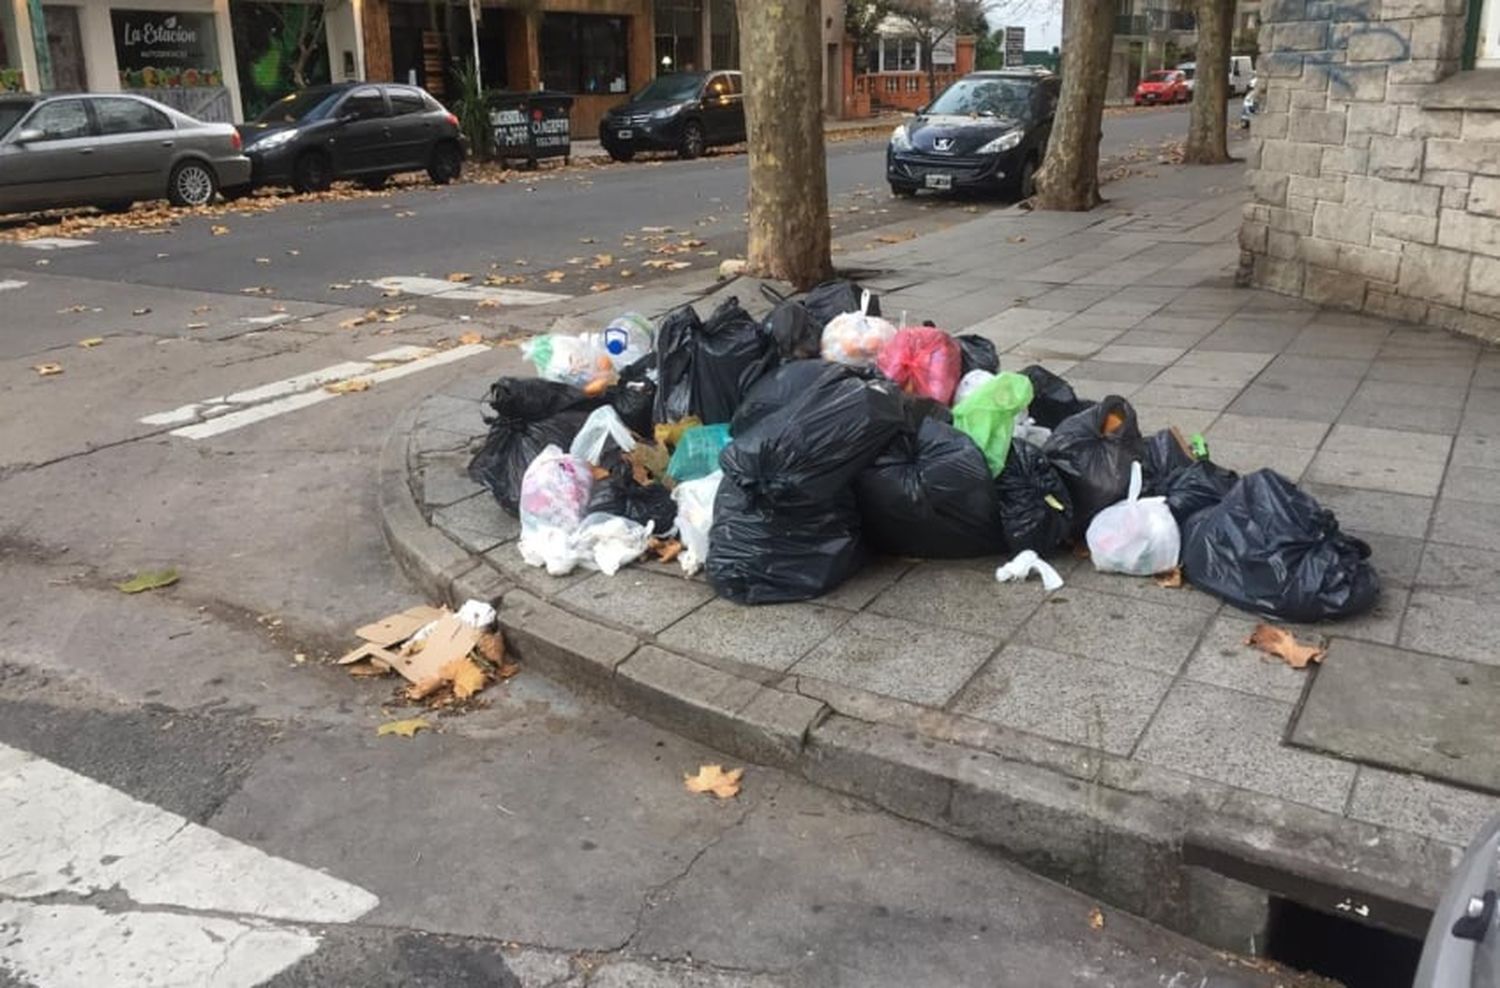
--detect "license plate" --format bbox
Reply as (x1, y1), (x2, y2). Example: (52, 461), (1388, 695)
(924, 173), (953, 190)
(616, 129), (633, 139)
(1145, 94), (1157, 101)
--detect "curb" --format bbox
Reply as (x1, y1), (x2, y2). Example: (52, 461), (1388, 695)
(380, 397), (1453, 956)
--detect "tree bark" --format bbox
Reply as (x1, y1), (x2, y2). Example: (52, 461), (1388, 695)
(1033, 0), (1116, 211)
(738, 0), (833, 290)
(1183, 0), (1235, 164)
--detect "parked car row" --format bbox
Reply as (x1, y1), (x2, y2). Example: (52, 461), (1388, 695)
(0, 82), (465, 217)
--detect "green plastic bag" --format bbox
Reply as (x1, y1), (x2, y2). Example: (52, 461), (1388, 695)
(667, 423), (732, 483)
(952, 371), (1035, 476)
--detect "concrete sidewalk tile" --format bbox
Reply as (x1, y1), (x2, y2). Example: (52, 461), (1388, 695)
(1401, 590), (1500, 665)
(1468, 389), (1500, 416)
(1127, 404), (1221, 436)
(1353, 379), (1468, 411)
(1473, 364), (1500, 390)
(1027, 286), (1119, 312)
(1136, 681), (1357, 814)
(1207, 413), (1331, 450)
(951, 645), (1173, 756)
(1428, 497), (1500, 551)
(1351, 531), (1425, 590)
(1348, 767), (1500, 847)
(1109, 329), (1216, 350)
(1095, 343), (1191, 365)
(431, 494), (519, 554)
(1227, 384), (1354, 421)
(1260, 354), (1372, 382)
(1461, 408), (1500, 438)
(557, 570), (715, 635)
(1365, 359), (1476, 388)
(1330, 586), (1408, 646)
(1184, 613), (1312, 704)
(1323, 425), (1453, 464)
(485, 544), (594, 597)
(1196, 329), (1302, 354)
(657, 599), (849, 673)
(816, 556), (915, 611)
(1011, 338), (1110, 362)
(1066, 565), (1222, 613)
(1130, 382), (1242, 411)
(1442, 464), (1500, 506)
(1016, 588), (1211, 676)
(1205, 439), (1315, 481)
(1057, 310), (1146, 330)
(1150, 363), (1261, 390)
(1452, 435), (1500, 471)
(1303, 450), (1447, 497)
(868, 562), (1045, 639)
(1066, 378), (1143, 400)
(1283, 337), (1385, 360)
(418, 455), (486, 509)
(792, 611), (999, 707)
(1414, 542), (1500, 603)
(1138, 315), (1226, 335)
(1336, 399), (1462, 436)
(1066, 360), (1165, 384)
(1300, 481), (1435, 538)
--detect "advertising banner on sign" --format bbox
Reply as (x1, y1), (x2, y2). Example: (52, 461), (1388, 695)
(111, 9), (222, 88)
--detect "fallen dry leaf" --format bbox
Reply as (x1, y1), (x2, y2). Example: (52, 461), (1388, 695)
(543, 270), (566, 284)
(132, 307), (151, 316)
(338, 316), (369, 330)
(476, 632), (505, 665)
(255, 257), (271, 264)
(324, 378), (371, 394)
(192, 304), (212, 313)
(591, 253), (614, 268)
(476, 298), (502, 309)
(874, 231), (915, 244)
(210, 224), (229, 236)
(589, 282), (612, 293)
(684, 764), (742, 799)
(77, 337), (104, 348)
(377, 717), (430, 738)
(186, 322), (208, 330)
(1246, 624), (1326, 669)
(328, 282), (352, 290)
(579, 236), (597, 243)
(1088, 907), (1105, 931)
(32, 363), (63, 376)
(442, 657), (487, 700)
(446, 272), (473, 283)
(458, 330), (484, 345)
(1154, 567), (1183, 589)
(116, 568), (179, 593)
(648, 537), (683, 564)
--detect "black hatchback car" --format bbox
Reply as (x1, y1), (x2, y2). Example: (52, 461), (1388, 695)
(599, 71), (745, 162)
(237, 83), (464, 193)
(887, 69), (1059, 199)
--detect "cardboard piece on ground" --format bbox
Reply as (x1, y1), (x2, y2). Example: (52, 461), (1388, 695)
(355, 606), (445, 647)
(391, 614), (480, 685)
(337, 642), (402, 667)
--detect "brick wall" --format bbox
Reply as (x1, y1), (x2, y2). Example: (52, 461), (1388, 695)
(1241, 0), (1500, 340)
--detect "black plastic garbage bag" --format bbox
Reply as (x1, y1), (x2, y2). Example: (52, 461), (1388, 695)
(467, 378), (602, 514)
(1163, 459), (1240, 524)
(1042, 396), (1145, 537)
(956, 334), (1000, 376)
(1021, 365), (1095, 429)
(693, 296), (778, 424)
(855, 418), (1005, 558)
(1142, 428), (1196, 493)
(610, 353), (656, 436)
(706, 482), (866, 605)
(801, 279), (881, 328)
(721, 364), (909, 510)
(654, 304), (701, 425)
(587, 462), (678, 534)
(994, 437), (1074, 555)
(764, 298), (822, 360)
(1181, 470), (1380, 622)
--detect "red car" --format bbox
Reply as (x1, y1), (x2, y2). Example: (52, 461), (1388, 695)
(1134, 70), (1190, 105)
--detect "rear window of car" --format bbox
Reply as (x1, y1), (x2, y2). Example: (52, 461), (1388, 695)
(27, 100), (92, 140)
(1144, 71), (1175, 82)
(94, 98), (171, 135)
(389, 89), (426, 115)
(0, 101), (35, 139)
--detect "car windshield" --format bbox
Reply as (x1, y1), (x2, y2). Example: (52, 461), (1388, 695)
(255, 89), (341, 124)
(1144, 71), (1175, 83)
(633, 74), (704, 102)
(0, 100), (35, 139)
(925, 78), (1033, 118)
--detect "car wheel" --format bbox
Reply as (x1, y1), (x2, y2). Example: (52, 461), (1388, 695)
(361, 174), (389, 191)
(890, 183), (916, 198)
(1014, 156), (1038, 201)
(678, 121), (705, 160)
(608, 147), (635, 163)
(427, 142), (463, 185)
(292, 152), (333, 194)
(167, 160), (217, 208)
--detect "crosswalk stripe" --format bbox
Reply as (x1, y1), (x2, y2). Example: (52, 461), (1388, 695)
(0, 279), (26, 292)
(372, 275), (569, 305)
(0, 743), (376, 987)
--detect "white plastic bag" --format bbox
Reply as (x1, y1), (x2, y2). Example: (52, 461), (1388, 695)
(517, 445), (595, 574)
(820, 311), (898, 367)
(1085, 462), (1181, 576)
(672, 471), (722, 576)
(569, 406), (636, 465)
(953, 369), (995, 406)
(995, 550), (1064, 591)
(572, 513), (653, 576)
(1013, 417), (1052, 448)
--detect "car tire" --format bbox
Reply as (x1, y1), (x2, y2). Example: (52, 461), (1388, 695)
(427, 142), (463, 185)
(1012, 155), (1038, 201)
(292, 152), (333, 194)
(360, 174), (389, 191)
(167, 160), (218, 208)
(890, 183), (916, 198)
(608, 147), (635, 163)
(678, 121), (705, 160)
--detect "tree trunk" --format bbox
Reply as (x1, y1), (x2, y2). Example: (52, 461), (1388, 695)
(1183, 0), (1234, 164)
(1033, 0), (1116, 211)
(738, 0), (833, 290)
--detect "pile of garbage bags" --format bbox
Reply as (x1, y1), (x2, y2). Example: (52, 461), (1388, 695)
(468, 284), (1379, 623)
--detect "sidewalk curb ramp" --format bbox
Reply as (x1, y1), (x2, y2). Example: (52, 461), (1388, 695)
(380, 402), (1452, 952)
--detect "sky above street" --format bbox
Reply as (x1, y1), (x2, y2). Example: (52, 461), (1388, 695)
(989, 0), (1064, 52)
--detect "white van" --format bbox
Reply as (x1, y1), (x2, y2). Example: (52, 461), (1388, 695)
(1175, 56), (1255, 96)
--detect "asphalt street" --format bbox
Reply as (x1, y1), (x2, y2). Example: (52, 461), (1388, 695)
(0, 101), (1280, 987)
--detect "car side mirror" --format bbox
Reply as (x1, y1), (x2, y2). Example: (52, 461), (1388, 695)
(915, 104), (928, 115)
(338, 112), (358, 125)
(13, 128), (43, 144)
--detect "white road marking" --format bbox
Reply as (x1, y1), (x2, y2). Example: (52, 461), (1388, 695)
(18, 237), (95, 250)
(243, 313), (293, 326)
(168, 343), (490, 440)
(373, 274), (569, 306)
(0, 279), (26, 292)
(0, 743), (376, 987)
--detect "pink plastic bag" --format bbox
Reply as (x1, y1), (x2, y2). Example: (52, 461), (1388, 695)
(876, 327), (963, 405)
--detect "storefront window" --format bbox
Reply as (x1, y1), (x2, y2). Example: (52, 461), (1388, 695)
(540, 14), (628, 94)
(112, 9), (222, 89)
(230, 0), (331, 119)
(653, 0), (697, 73)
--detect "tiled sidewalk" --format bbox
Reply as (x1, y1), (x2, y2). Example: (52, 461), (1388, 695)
(408, 162), (1500, 904)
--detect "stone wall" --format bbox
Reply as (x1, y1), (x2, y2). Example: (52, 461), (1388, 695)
(1241, 0), (1500, 340)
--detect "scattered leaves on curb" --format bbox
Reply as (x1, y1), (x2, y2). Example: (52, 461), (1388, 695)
(446, 272), (473, 283)
(543, 270), (566, 284)
(32, 362), (63, 376)
(1246, 624), (1326, 669)
(1088, 907), (1105, 931)
(589, 282), (612, 293)
(476, 631), (505, 665)
(78, 337), (104, 348)
(684, 764), (742, 800)
(116, 568), (179, 594)
(377, 717), (430, 738)
(442, 657), (487, 700)
(1154, 567), (1183, 589)
(210, 224), (230, 236)
(458, 330), (484, 345)
(475, 298), (502, 309)
(324, 378), (371, 395)
(874, 231), (915, 244)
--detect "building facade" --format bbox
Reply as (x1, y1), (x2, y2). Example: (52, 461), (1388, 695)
(1240, 0), (1500, 338)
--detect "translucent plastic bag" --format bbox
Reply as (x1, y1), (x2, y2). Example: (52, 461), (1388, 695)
(952, 371), (1034, 476)
(666, 423), (732, 483)
(1085, 462), (1181, 577)
(877, 327), (963, 404)
(517, 445), (595, 574)
(569, 406), (636, 466)
(571, 513), (652, 576)
(820, 311), (898, 367)
(953, 369), (995, 406)
(672, 471), (722, 575)
(522, 334), (616, 392)
(597, 312), (654, 370)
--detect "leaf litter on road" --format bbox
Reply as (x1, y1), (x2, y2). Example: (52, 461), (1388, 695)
(77, 337), (104, 348)
(324, 378), (371, 394)
(377, 718), (430, 738)
(1246, 624), (1326, 669)
(116, 568), (179, 594)
(32, 363), (63, 376)
(684, 764), (742, 799)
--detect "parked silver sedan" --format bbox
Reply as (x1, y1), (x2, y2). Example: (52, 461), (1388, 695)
(0, 93), (251, 215)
